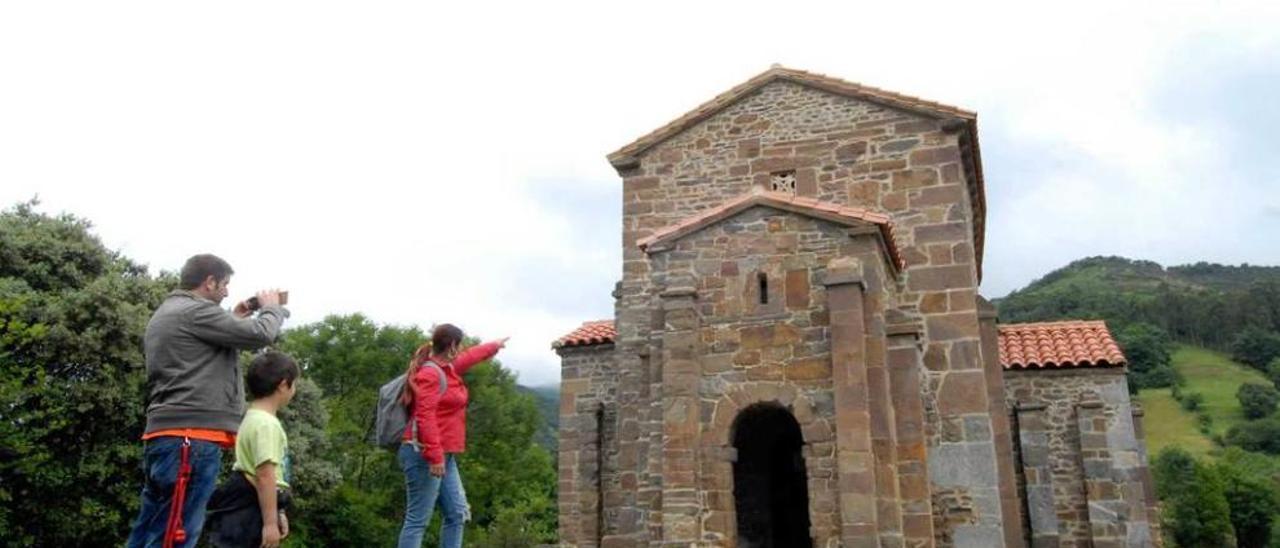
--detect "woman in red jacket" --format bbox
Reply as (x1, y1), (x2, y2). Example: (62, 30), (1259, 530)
(397, 324), (507, 548)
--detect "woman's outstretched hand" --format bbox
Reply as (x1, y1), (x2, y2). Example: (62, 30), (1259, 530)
(495, 337), (510, 348)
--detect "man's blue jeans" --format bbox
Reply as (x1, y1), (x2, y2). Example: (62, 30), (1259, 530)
(126, 437), (224, 548)
(398, 444), (469, 548)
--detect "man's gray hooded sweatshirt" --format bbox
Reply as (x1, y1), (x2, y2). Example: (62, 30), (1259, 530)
(143, 290), (289, 434)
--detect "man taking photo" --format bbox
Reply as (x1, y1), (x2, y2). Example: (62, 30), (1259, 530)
(127, 253), (289, 548)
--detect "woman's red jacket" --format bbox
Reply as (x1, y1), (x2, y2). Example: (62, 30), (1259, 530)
(402, 341), (502, 465)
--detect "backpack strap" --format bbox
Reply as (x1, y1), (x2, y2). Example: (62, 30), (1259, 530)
(407, 361), (449, 446)
(420, 360), (448, 395)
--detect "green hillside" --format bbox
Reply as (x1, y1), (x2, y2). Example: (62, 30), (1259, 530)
(995, 256), (1280, 350)
(1137, 345), (1272, 458)
(520, 384), (560, 452)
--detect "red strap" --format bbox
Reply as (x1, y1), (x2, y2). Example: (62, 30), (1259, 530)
(162, 438), (193, 548)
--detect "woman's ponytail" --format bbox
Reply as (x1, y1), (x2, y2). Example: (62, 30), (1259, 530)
(399, 343), (434, 406)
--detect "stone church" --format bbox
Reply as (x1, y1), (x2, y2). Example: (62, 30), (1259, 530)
(553, 66), (1159, 548)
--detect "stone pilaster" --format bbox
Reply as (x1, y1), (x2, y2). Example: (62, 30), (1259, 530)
(1076, 397), (1153, 547)
(659, 284), (701, 545)
(824, 257), (880, 548)
(977, 298), (1026, 548)
(607, 290), (653, 547)
(1131, 405), (1162, 547)
(1014, 403), (1059, 548)
(886, 311), (936, 546)
(557, 374), (600, 547)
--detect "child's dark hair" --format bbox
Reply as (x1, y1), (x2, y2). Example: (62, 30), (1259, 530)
(246, 350), (300, 399)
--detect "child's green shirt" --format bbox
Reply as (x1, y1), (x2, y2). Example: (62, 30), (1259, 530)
(232, 407), (291, 488)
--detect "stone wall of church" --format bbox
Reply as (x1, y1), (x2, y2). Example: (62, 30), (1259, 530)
(1003, 368), (1156, 548)
(557, 344), (618, 548)
(611, 79), (1005, 547)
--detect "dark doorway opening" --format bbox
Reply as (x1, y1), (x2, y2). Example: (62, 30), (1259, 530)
(732, 403), (812, 548)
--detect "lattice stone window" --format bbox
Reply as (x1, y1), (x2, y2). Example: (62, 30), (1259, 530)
(770, 171), (796, 194)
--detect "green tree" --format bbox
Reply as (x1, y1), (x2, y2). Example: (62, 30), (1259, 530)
(1225, 417), (1280, 455)
(1238, 383), (1280, 420)
(1153, 447), (1235, 547)
(1215, 454), (1280, 548)
(1116, 322), (1178, 391)
(1231, 327), (1280, 371)
(1267, 358), (1280, 391)
(0, 201), (173, 545)
(457, 359), (558, 542)
(277, 377), (341, 502)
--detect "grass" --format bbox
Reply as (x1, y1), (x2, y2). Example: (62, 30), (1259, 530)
(1137, 344), (1275, 460)
(1170, 345), (1272, 436)
(1137, 387), (1215, 458)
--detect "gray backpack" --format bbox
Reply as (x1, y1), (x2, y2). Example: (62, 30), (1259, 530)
(373, 361), (446, 450)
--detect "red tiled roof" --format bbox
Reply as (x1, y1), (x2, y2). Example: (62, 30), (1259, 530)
(554, 319), (1127, 368)
(998, 320), (1126, 370)
(553, 320), (616, 349)
(636, 189), (904, 274)
(605, 65), (987, 280)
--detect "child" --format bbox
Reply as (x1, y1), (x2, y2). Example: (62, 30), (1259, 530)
(205, 350), (298, 548)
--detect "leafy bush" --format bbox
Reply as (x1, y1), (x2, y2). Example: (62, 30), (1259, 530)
(1118, 322), (1179, 390)
(1225, 417), (1280, 455)
(0, 201), (174, 545)
(1267, 358), (1280, 391)
(1231, 327), (1280, 371)
(1181, 391), (1205, 412)
(1198, 413), (1215, 435)
(1216, 455), (1280, 548)
(1153, 447), (1234, 547)
(1237, 383), (1280, 420)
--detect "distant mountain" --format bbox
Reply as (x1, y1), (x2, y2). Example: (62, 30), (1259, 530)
(519, 384), (559, 452)
(994, 256), (1280, 349)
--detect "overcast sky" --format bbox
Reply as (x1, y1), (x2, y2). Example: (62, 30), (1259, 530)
(3, 1), (1278, 386)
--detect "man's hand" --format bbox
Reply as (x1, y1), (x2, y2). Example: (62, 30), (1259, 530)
(233, 300), (253, 318)
(279, 512), (289, 539)
(257, 290), (282, 308)
(261, 523), (282, 547)
(430, 462), (445, 477)
(496, 336), (510, 348)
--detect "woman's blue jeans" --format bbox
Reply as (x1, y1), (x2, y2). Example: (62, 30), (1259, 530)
(398, 444), (469, 548)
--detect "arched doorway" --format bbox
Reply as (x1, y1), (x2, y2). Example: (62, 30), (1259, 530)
(731, 403), (812, 548)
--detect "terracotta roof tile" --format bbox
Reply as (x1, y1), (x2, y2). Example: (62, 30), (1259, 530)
(636, 189), (905, 273)
(553, 320), (617, 349)
(556, 319), (1126, 368)
(998, 320), (1126, 370)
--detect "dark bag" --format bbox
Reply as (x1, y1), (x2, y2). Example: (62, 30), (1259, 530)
(204, 473), (293, 548)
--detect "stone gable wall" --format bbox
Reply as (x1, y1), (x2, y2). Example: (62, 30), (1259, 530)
(647, 206), (894, 546)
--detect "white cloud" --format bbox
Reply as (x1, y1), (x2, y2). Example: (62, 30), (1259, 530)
(3, 1), (1279, 383)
